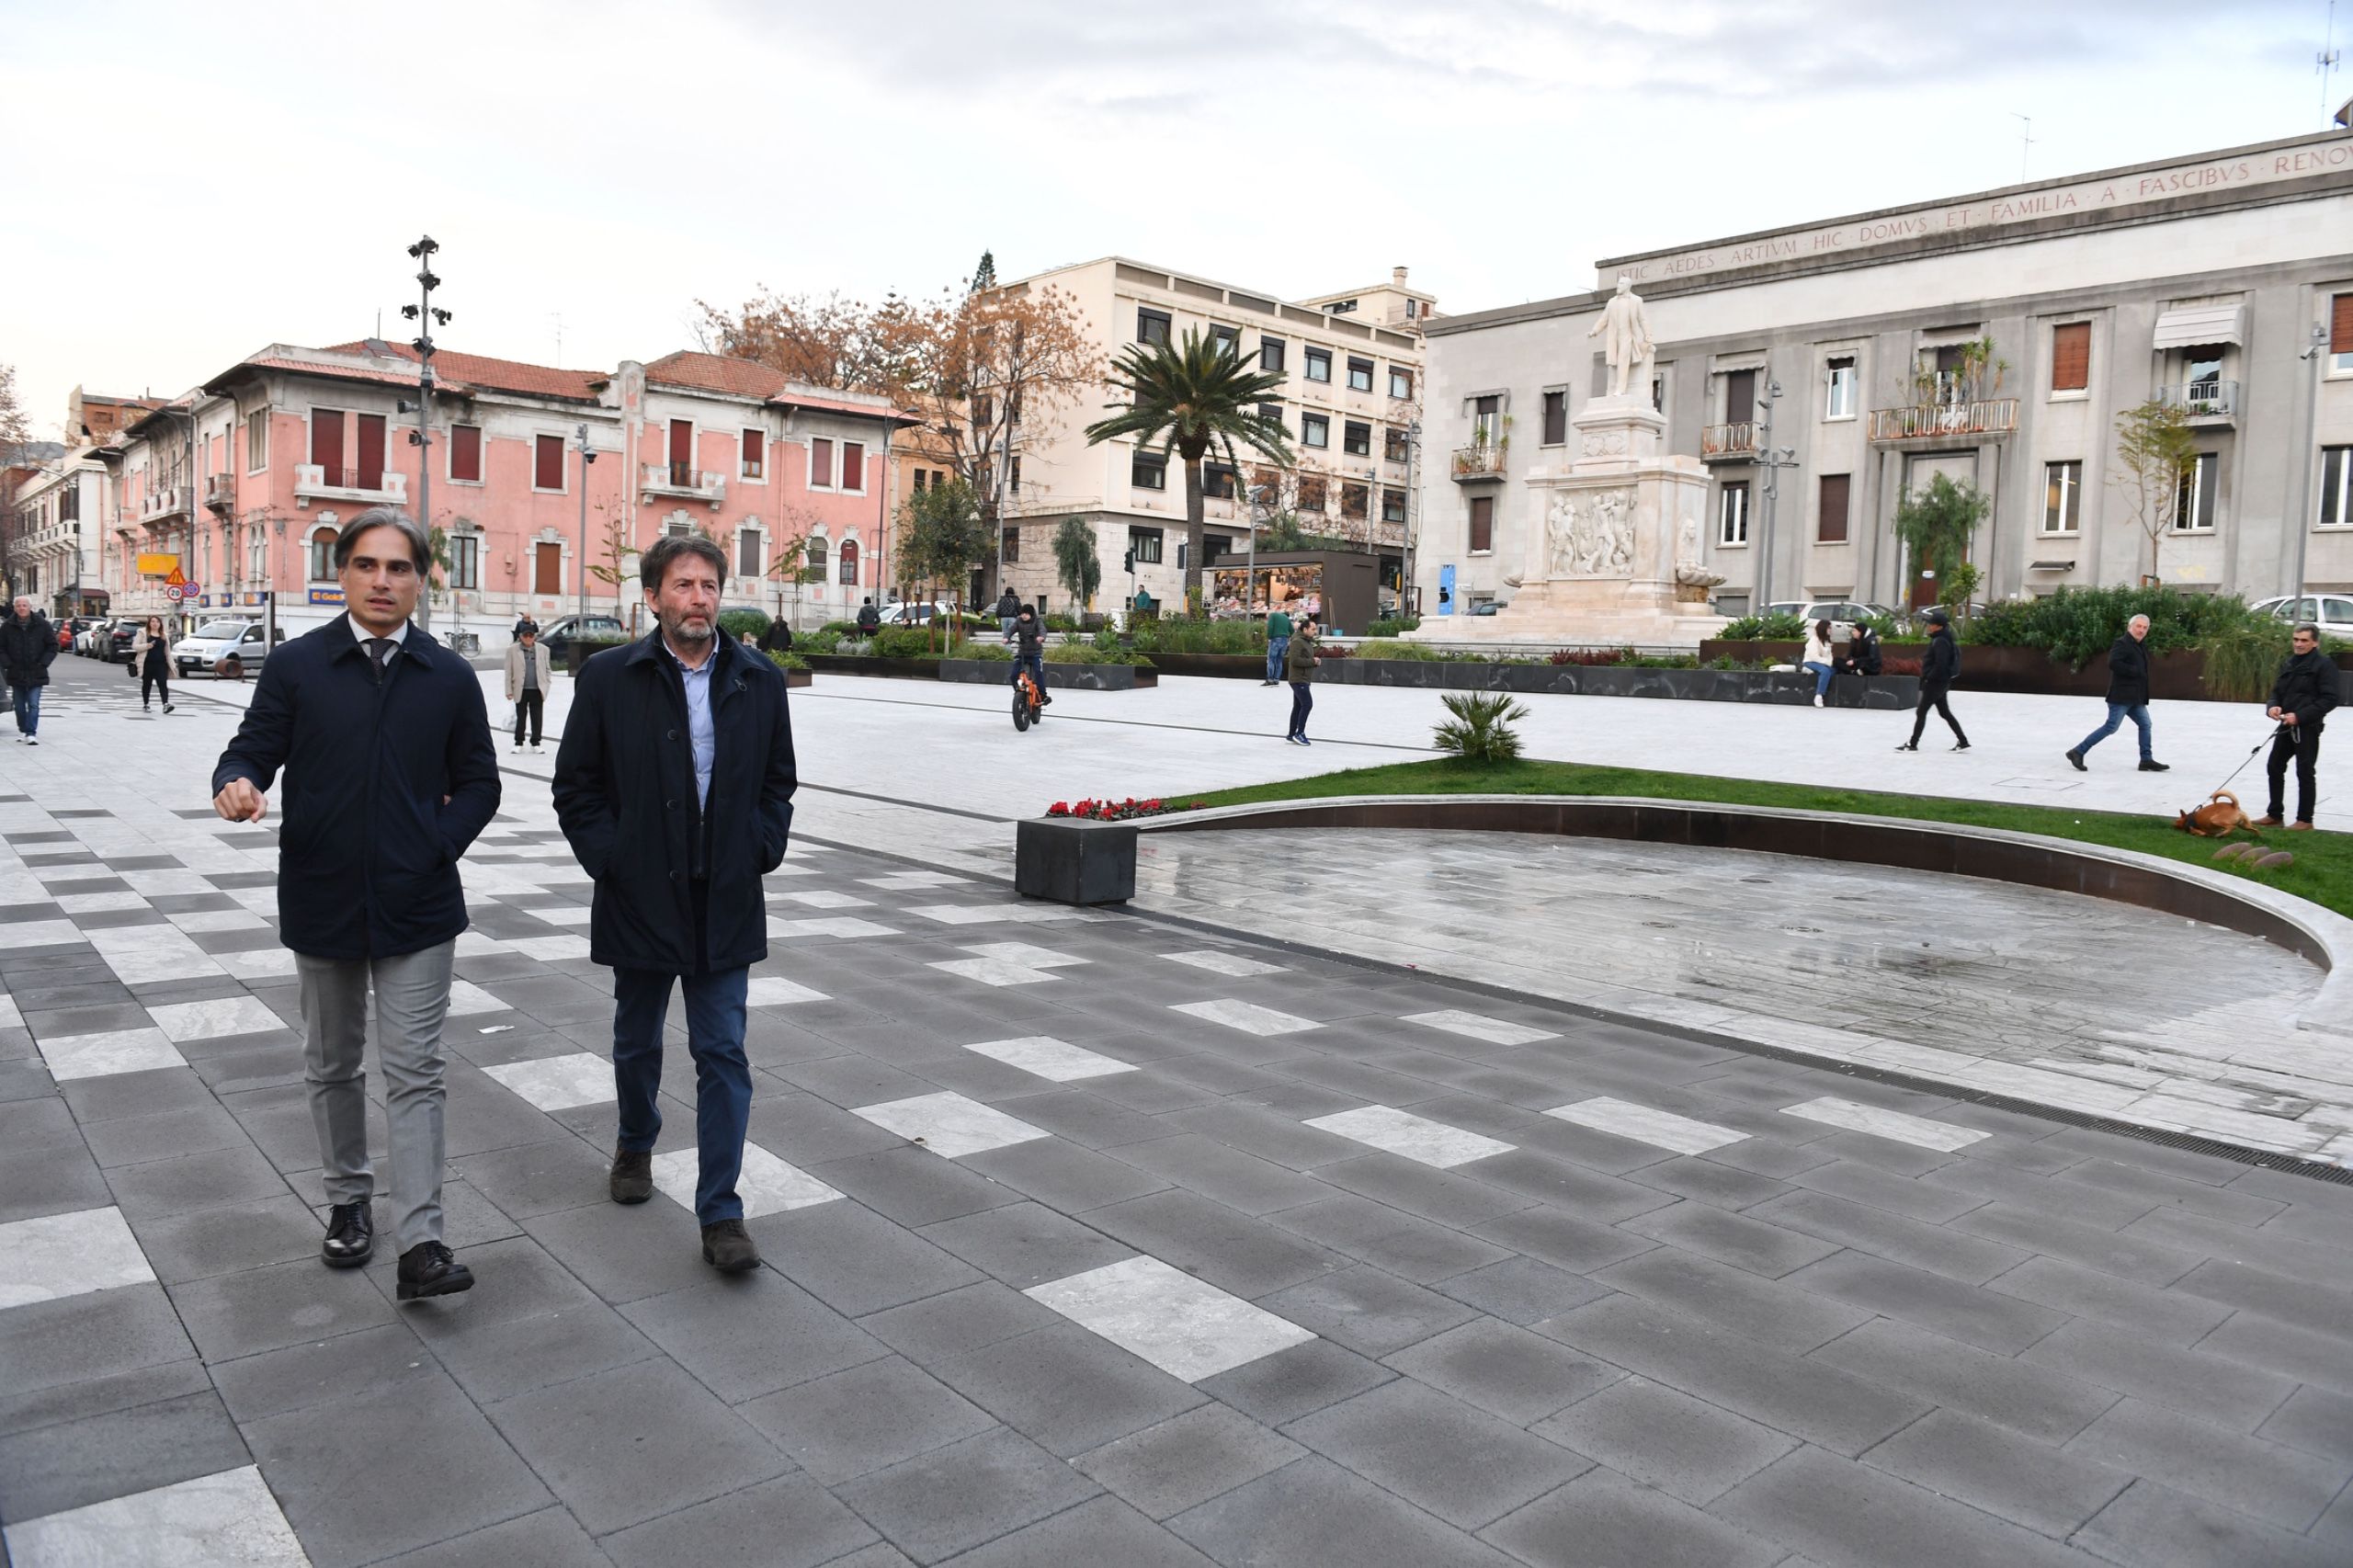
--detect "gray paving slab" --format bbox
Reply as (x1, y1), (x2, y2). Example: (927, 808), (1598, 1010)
(618, 1272), (890, 1403)
(597, 1471), (880, 1568)
(741, 1354), (998, 1485)
(2072, 1478), (2350, 1568)
(1481, 1464), (1788, 1568)
(0, 1388), (251, 1524)
(1380, 1317), (1624, 1426)
(1813, 1317), (2120, 1444)
(834, 1426), (1102, 1565)
(1071, 1403), (1307, 1520)
(1591, 1246), (1875, 1354)
(2021, 1317), (2303, 1431)
(367, 1506), (611, 1568)
(930, 1494), (1217, 1567)
(929, 1322), (1205, 1459)
(1781, 1249), (2072, 1354)
(1166, 1455), (1519, 1568)
(1530, 1375), (1796, 1506)
(1862, 1407), (2132, 1539)
(2062, 1396), (2350, 1531)
(1285, 1377), (1592, 1529)
(915, 1200), (1137, 1288)
(1712, 1444), (2113, 1568)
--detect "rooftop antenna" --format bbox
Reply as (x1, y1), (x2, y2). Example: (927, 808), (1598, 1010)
(2323, 0), (2342, 124)
(551, 312), (564, 363)
(2009, 113), (2034, 184)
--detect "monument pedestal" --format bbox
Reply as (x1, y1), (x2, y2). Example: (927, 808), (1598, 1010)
(1423, 396), (1727, 648)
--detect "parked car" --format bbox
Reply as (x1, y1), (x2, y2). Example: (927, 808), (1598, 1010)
(875, 599), (959, 627)
(1764, 600), (1900, 638)
(56, 616), (98, 652)
(1467, 600), (1503, 617)
(107, 619), (149, 663)
(2251, 595), (2353, 641)
(174, 619), (278, 679)
(536, 613), (629, 662)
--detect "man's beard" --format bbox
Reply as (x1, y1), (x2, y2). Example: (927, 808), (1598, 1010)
(659, 607), (713, 646)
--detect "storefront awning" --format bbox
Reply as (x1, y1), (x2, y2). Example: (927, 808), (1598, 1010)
(2153, 303), (2244, 349)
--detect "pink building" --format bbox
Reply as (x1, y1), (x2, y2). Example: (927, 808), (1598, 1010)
(95, 339), (909, 632)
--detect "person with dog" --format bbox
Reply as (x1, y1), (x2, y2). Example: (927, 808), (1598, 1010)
(2258, 622), (2338, 831)
(1895, 608), (1968, 753)
(2065, 613), (2167, 774)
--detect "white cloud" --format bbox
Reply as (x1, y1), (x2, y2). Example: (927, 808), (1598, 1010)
(0, 0), (2327, 440)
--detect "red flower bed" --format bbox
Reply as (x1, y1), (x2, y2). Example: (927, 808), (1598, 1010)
(1045, 797), (1206, 822)
(1548, 645), (1639, 666)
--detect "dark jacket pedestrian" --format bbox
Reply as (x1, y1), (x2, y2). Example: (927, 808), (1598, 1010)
(757, 617), (793, 654)
(131, 617), (175, 713)
(2262, 631), (2341, 827)
(856, 597), (881, 634)
(2068, 615), (2165, 772)
(3, 600), (56, 743)
(2104, 631), (2150, 706)
(995, 589), (1019, 620)
(1285, 619), (1320, 744)
(213, 617), (502, 960)
(552, 628), (797, 974)
(1900, 612), (1968, 752)
(1839, 625), (1881, 676)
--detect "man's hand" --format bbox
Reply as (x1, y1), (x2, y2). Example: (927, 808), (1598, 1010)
(2268, 706), (2285, 722)
(213, 778), (267, 823)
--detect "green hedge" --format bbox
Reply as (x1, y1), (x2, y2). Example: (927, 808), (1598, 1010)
(1046, 642), (1151, 666)
(717, 608), (770, 642)
(765, 649), (809, 672)
(1121, 617), (1265, 653)
(1962, 585), (2267, 667)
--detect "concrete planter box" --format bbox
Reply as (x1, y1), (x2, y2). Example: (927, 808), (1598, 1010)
(1702, 641), (2353, 702)
(1142, 653), (1267, 680)
(782, 667), (813, 689)
(938, 659), (1156, 691)
(1015, 816), (1138, 904)
(801, 654), (938, 680)
(1321, 657), (1917, 708)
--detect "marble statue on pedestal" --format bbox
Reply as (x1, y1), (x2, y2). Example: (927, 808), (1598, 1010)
(1587, 277), (1654, 401)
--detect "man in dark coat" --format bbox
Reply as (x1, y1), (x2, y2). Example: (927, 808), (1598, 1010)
(855, 597), (881, 635)
(553, 535), (798, 1273)
(212, 507), (500, 1300)
(2065, 613), (2166, 773)
(756, 614), (793, 655)
(2258, 622), (2340, 831)
(4, 595), (57, 744)
(1896, 608), (1969, 753)
(1837, 622), (1881, 677)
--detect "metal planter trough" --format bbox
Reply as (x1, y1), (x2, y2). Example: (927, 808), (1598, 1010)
(938, 659), (1156, 691)
(1322, 658), (1917, 708)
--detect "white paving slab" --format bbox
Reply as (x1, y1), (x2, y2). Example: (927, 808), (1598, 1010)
(450, 931), (515, 956)
(146, 997), (285, 1043)
(2, 1464), (308, 1568)
(746, 975), (828, 1006)
(53, 891), (151, 914)
(216, 948), (298, 983)
(929, 957), (1061, 987)
(961, 1035), (1137, 1082)
(482, 1052), (615, 1111)
(519, 903), (593, 926)
(859, 870), (972, 890)
(506, 934), (593, 962)
(0, 921), (92, 950)
(1779, 1096), (1992, 1153)
(0, 994), (19, 1030)
(773, 889), (873, 910)
(37, 1028), (186, 1082)
(164, 910), (271, 934)
(767, 916), (899, 939)
(958, 941), (1087, 969)
(1158, 949), (1285, 978)
(118, 869), (215, 897)
(851, 1091), (1050, 1158)
(1170, 998), (1322, 1037)
(1402, 1008), (1561, 1047)
(0, 1207), (157, 1309)
(907, 902), (1087, 926)
(651, 1142), (842, 1218)
(444, 979), (511, 1017)
(1027, 1256), (1316, 1381)
(1304, 1104), (1517, 1168)
(1544, 1096), (1748, 1155)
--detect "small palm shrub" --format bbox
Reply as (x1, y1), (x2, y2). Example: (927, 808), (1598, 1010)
(1719, 612), (1807, 641)
(1433, 692), (1529, 764)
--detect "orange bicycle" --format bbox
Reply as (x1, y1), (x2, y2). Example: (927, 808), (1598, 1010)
(1012, 666), (1046, 731)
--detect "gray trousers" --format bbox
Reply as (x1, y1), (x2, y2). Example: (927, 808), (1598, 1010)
(294, 940), (456, 1253)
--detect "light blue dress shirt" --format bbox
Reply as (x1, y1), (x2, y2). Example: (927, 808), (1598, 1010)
(667, 642), (716, 807)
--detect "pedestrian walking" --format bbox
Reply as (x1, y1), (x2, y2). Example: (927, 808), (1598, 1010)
(131, 615), (175, 713)
(1839, 620), (1882, 677)
(757, 615), (793, 656)
(1800, 618), (1836, 708)
(1265, 602), (1292, 687)
(2257, 622), (2339, 831)
(1896, 608), (1969, 753)
(2065, 613), (2166, 773)
(4, 596), (57, 744)
(856, 597), (881, 636)
(506, 622), (551, 753)
(210, 507), (500, 1299)
(1285, 614), (1321, 744)
(552, 535), (799, 1274)
(512, 613), (535, 643)
(995, 586), (1019, 641)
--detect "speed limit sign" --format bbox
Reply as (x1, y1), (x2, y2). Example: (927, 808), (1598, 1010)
(165, 585), (185, 604)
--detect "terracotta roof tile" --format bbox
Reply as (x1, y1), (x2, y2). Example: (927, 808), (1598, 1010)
(322, 341), (606, 402)
(642, 351), (913, 423)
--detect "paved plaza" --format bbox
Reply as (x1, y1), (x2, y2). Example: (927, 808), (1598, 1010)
(3, 656), (2352, 1566)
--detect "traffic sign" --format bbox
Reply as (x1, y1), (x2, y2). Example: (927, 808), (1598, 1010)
(165, 567), (187, 588)
(184, 582), (204, 598)
(165, 585), (185, 604)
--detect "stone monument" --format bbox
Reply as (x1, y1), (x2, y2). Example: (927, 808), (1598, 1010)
(1423, 278), (1724, 647)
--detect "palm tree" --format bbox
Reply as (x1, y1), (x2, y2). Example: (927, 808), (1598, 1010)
(1086, 328), (1291, 611)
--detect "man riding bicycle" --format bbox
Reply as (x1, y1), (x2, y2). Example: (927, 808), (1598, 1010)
(1011, 604), (1050, 706)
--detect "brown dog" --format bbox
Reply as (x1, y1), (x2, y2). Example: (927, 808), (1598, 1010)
(2176, 790), (2256, 838)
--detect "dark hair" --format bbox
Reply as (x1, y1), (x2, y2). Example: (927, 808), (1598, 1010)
(1815, 619), (1832, 641)
(639, 534), (727, 593)
(335, 506), (430, 572)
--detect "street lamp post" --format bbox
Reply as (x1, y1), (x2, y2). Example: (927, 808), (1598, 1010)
(574, 423), (597, 619)
(1752, 379), (1798, 612)
(1402, 419), (1421, 618)
(2293, 321), (2332, 597)
(400, 235), (451, 635)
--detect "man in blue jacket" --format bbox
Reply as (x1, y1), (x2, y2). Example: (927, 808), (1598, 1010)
(553, 535), (797, 1274)
(212, 507), (500, 1300)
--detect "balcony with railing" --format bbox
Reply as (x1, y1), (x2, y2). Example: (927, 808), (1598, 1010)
(294, 464), (408, 504)
(641, 461), (727, 504)
(2156, 380), (2239, 424)
(1866, 398), (2019, 443)
(204, 472), (237, 512)
(1701, 422), (1756, 461)
(1451, 442), (1507, 482)
(139, 484), (190, 525)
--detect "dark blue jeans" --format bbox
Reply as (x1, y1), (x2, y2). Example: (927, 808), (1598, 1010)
(1013, 649), (1045, 694)
(2076, 701), (2153, 761)
(1267, 635), (1290, 682)
(1289, 680), (1313, 737)
(11, 683), (39, 736)
(612, 964), (751, 1224)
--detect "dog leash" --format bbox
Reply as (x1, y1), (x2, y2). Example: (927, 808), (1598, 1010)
(2210, 724), (2290, 797)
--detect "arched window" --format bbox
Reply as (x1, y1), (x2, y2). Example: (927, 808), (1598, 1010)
(838, 537), (859, 585)
(804, 535), (828, 578)
(308, 526), (338, 582)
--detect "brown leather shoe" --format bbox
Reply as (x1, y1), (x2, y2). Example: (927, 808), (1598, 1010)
(2254, 815), (2284, 827)
(2290, 821), (2316, 832)
(609, 1148), (654, 1205)
(701, 1219), (760, 1273)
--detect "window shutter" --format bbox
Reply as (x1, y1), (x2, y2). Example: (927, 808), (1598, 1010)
(534, 434), (563, 490)
(1818, 473), (1850, 543)
(450, 425), (482, 482)
(842, 442), (865, 488)
(1469, 495), (1494, 552)
(2334, 293), (2353, 355)
(742, 428), (761, 473)
(1542, 392), (1566, 445)
(2052, 323), (2090, 392)
(812, 438), (833, 488)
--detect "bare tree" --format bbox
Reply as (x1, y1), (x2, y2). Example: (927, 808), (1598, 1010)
(2111, 399), (2199, 585)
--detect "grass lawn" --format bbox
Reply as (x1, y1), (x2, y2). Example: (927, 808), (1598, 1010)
(1180, 756), (2353, 919)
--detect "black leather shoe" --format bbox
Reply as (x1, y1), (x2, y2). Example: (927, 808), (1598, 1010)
(396, 1241), (474, 1301)
(701, 1220), (761, 1274)
(610, 1147), (654, 1205)
(2139, 759), (2170, 772)
(321, 1201), (372, 1269)
(2065, 748), (2086, 772)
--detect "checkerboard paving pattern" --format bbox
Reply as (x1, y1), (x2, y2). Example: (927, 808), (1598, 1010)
(6, 670), (2353, 1565)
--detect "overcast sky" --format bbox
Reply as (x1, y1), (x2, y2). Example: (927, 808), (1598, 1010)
(2, 0), (2339, 441)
